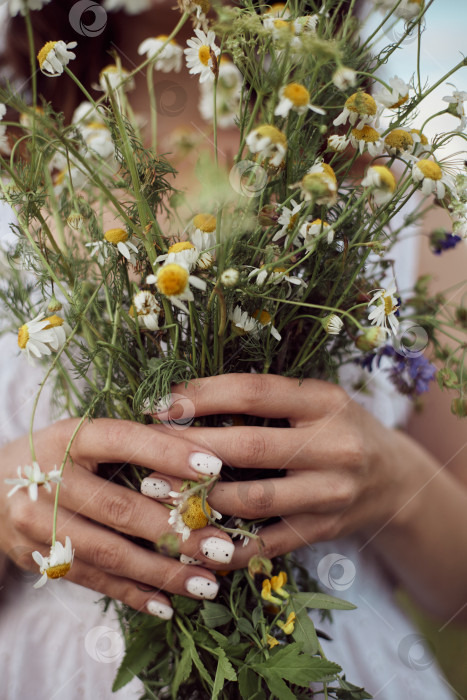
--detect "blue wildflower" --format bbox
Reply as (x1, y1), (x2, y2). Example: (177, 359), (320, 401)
(429, 229), (462, 255)
(359, 344), (436, 397)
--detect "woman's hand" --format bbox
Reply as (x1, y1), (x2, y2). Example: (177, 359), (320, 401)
(0, 417), (236, 618)
(146, 373), (420, 566)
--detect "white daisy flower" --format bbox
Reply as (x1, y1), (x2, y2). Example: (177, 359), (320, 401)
(220, 268), (239, 287)
(37, 40), (77, 77)
(53, 165), (88, 197)
(168, 492), (221, 542)
(274, 83), (325, 118)
(155, 241), (199, 271)
(333, 91), (379, 129)
(184, 28), (220, 83)
(412, 159), (453, 199)
(146, 262), (207, 314)
(294, 14), (319, 34)
(99, 65), (135, 93)
(410, 129), (431, 156)
(86, 240), (108, 265)
(262, 16), (296, 41)
(5, 462), (61, 502)
(17, 313), (70, 363)
(374, 0), (423, 20)
(252, 309), (282, 341)
(81, 123), (116, 160)
(299, 218), (334, 251)
(327, 134), (349, 153)
(104, 228), (139, 263)
(263, 3), (291, 18)
(350, 125), (384, 157)
(131, 290), (161, 331)
(72, 101), (106, 127)
(361, 165), (397, 206)
(384, 128), (414, 156)
(442, 88), (467, 132)
(0, 103), (6, 121)
(367, 282), (399, 335)
(0, 125), (9, 155)
(292, 162), (338, 205)
(248, 265), (304, 295)
(187, 213), (217, 252)
(322, 314), (344, 335)
(138, 36), (183, 73)
(246, 125), (287, 167)
(374, 76), (410, 109)
(103, 0), (151, 13)
(230, 306), (281, 341)
(332, 67), (357, 91)
(272, 198), (306, 244)
(7, 0), (51, 17)
(32, 536), (74, 588)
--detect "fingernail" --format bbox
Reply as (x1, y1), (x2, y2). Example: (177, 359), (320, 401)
(201, 537), (235, 563)
(146, 600), (173, 620)
(189, 452), (222, 476)
(180, 554), (202, 565)
(185, 576), (219, 599)
(140, 478), (171, 499)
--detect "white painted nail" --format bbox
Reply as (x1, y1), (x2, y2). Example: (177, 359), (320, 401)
(201, 537), (235, 563)
(140, 478), (171, 499)
(146, 600), (173, 620)
(189, 452), (222, 476)
(185, 576), (219, 600)
(180, 554), (202, 565)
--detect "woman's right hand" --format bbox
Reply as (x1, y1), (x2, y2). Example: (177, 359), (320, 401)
(0, 417), (234, 619)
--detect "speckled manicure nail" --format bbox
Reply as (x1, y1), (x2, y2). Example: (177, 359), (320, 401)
(146, 600), (173, 620)
(189, 452), (222, 476)
(180, 554), (202, 565)
(140, 478), (171, 499)
(185, 576), (219, 600)
(201, 537), (235, 563)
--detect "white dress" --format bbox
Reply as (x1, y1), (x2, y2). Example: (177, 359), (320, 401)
(0, 201), (454, 699)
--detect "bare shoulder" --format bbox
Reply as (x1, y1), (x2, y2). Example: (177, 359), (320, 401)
(406, 208), (467, 485)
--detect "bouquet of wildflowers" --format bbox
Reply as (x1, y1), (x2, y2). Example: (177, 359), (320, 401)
(1, 0), (467, 696)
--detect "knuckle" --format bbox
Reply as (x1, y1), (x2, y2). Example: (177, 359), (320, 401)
(326, 384), (349, 413)
(89, 539), (124, 572)
(247, 374), (271, 405)
(343, 434), (365, 472)
(332, 478), (357, 509)
(11, 500), (37, 534)
(260, 538), (279, 561)
(239, 481), (274, 518)
(101, 420), (126, 451)
(236, 431), (268, 468)
(101, 493), (136, 531)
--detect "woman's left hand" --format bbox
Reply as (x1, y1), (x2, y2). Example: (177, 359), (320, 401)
(148, 373), (416, 567)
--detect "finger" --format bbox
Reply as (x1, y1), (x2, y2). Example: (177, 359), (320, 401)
(151, 374), (338, 423)
(228, 513), (341, 569)
(12, 498), (221, 600)
(162, 423), (354, 471)
(206, 471), (355, 519)
(51, 417), (224, 479)
(49, 466), (235, 567)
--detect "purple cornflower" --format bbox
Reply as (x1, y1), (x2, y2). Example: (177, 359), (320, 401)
(430, 230), (462, 255)
(359, 345), (436, 397)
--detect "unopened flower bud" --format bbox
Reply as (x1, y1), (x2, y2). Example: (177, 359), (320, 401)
(451, 397), (467, 418)
(220, 268), (239, 287)
(67, 212), (84, 231)
(355, 326), (387, 351)
(248, 554), (273, 578)
(47, 295), (62, 313)
(322, 313), (344, 335)
(258, 204), (279, 226)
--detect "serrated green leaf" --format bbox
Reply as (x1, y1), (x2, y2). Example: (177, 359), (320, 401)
(291, 592), (357, 611)
(211, 647), (237, 700)
(201, 601), (233, 628)
(252, 605), (264, 629)
(179, 626), (213, 689)
(208, 628), (230, 648)
(171, 639), (193, 699)
(237, 617), (256, 637)
(260, 670), (296, 700)
(238, 666), (261, 700)
(253, 643), (341, 685)
(112, 636), (163, 692)
(172, 595), (200, 615)
(290, 605), (319, 655)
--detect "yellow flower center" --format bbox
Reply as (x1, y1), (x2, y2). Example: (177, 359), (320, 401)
(310, 218), (329, 228)
(283, 83), (310, 107)
(255, 125), (287, 147)
(168, 241), (196, 254)
(411, 129), (428, 145)
(287, 213), (298, 230)
(272, 18), (293, 32)
(345, 92), (377, 116)
(100, 64), (119, 77)
(104, 228), (129, 244)
(181, 495), (211, 529)
(198, 45), (211, 67)
(44, 315), (64, 329)
(54, 169), (66, 186)
(320, 162), (337, 183)
(194, 0), (210, 14)
(389, 93), (409, 109)
(18, 325), (29, 349)
(417, 159), (442, 180)
(385, 129), (414, 152)
(273, 266), (286, 273)
(37, 41), (57, 69)
(87, 121), (106, 130)
(384, 295), (397, 316)
(46, 562), (72, 580)
(253, 309), (272, 326)
(193, 213), (217, 232)
(157, 263), (189, 296)
(371, 166), (396, 192)
(351, 125), (380, 143)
